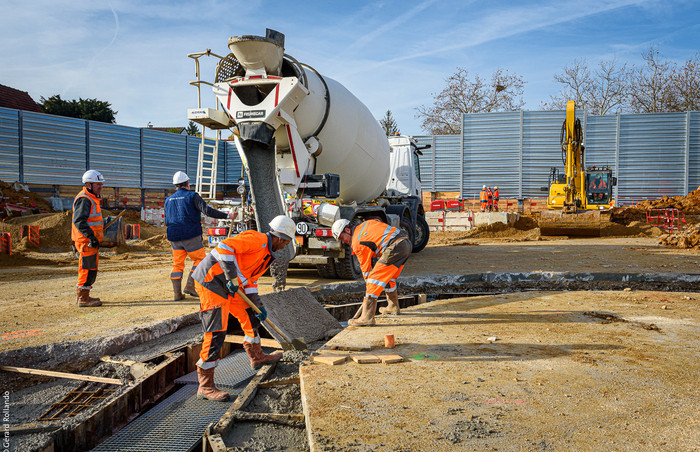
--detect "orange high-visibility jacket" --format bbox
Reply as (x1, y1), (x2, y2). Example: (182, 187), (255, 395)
(479, 190), (487, 203)
(351, 219), (403, 279)
(193, 230), (273, 300)
(493, 189), (499, 200)
(71, 187), (103, 244)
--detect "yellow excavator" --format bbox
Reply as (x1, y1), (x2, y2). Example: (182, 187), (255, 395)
(539, 100), (617, 236)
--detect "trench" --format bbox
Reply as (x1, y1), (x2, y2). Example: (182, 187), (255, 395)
(3, 272), (699, 451)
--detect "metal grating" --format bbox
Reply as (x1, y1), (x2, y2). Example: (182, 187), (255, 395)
(91, 384), (239, 452)
(174, 350), (258, 388)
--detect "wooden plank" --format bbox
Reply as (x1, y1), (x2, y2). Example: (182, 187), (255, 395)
(351, 354), (381, 364)
(0, 366), (124, 385)
(379, 354), (404, 364)
(313, 355), (348, 366)
(206, 433), (227, 452)
(225, 334), (282, 349)
(212, 363), (276, 435)
(258, 376), (300, 388)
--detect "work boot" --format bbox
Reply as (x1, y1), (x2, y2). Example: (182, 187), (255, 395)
(172, 279), (185, 301)
(348, 297), (376, 326)
(76, 288), (102, 308)
(196, 367), (229, 401)
(379, 291), (400, 315)
(183, 272), (198, 297)
(243, 342), (283, 370)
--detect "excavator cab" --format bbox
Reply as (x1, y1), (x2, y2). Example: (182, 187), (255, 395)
(585, 167), (616, 208)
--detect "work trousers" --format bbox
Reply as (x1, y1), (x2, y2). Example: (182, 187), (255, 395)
(195, 281), (262, 369)
(170, 236), (206, 280)
(365, 238), (412, 299)
(480, 201), (487, 212)
(75, 241), (98, 289)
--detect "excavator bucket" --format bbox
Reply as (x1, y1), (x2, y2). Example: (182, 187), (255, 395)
(538, 209), (602, 237)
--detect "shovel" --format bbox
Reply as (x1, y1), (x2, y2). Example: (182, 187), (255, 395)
(236, 288), (307, 351)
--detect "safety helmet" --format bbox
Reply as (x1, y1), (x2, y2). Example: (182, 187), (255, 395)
(173, 171), (189, 185)
(82, 170), (105, 184)
(332, 219), (351, 240)
(494, 186), (498, 189)
(482, 185), (486, 189)
(268, 215), (296, 241)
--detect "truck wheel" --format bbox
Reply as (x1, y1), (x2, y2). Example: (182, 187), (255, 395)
(316, 258), (338, 279)
(399, 217), (415, 247)
(335, 244), (362, 280)
(412, 215), (430, 253)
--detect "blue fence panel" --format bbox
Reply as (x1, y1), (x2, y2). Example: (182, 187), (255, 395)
(0, 107), (19, 181)
(689, 112), (700, 193)
(142, 129), (186, 189)
(433, 135), (461, 192)
(22, 112), (86, 185)
(521, 110), (566, 198)
(414, 136), (434, 191)
(89, 122), (141, 188)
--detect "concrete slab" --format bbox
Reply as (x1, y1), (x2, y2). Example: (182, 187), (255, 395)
(300, 291), (699, 451)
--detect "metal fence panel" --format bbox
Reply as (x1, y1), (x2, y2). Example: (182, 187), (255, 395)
(432, 135), (461, 192)
(618, 112), (687, 199)
(225, 141), (244, 185)
(89, 122), (141, 188)
(142, 129), (187, 189)
(22, 112), (86, 185)
(689, 112), (700, 192)
(463, 111), (521, 200)
(414, 136), (434, 190)
(0, 107), (19, 181)
(521, 110), (567, 198)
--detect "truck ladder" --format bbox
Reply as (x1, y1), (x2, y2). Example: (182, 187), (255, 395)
(195, 129), (220, 201)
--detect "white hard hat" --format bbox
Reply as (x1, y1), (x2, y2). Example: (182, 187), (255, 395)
(173, 171), (189, 185)
(268, 215), (296, 241)
(82, 170), (105, 184)
(482, 185), (486, 189)
(332, 219), (351, 240)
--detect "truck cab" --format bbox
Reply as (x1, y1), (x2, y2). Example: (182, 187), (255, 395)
(386, 135), (424, 198)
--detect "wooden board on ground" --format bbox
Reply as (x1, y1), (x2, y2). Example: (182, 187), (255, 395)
(313, 355), (348, 366)
(225, 335), (282, 349)
(260, 288), (342, 344)
(378, 354), (403, 364)
(351, 354), (382, 364)
(0, 365), (124, 385)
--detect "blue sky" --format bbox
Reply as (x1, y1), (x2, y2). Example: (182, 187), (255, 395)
(1, 0), (698, 134)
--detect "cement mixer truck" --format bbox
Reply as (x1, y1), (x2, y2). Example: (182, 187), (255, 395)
(186, 29), (430, 280)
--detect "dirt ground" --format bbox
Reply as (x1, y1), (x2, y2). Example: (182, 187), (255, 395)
(303, 289), (699, 451)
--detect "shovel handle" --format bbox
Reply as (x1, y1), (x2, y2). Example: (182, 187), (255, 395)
(104, 210), (127, 229)
(236, 288), (293, 344)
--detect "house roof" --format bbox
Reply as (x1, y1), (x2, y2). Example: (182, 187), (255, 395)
(0, 84), (43, 112)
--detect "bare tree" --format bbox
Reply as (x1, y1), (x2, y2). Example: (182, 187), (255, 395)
(379, 110), (400, 136)
(415, 67), (525, 134)
(543, 58), (628, 114)
(628, 47), (675, 113)
(668, 52), (700, 111)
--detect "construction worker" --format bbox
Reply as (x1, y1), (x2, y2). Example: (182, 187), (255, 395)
(71, 170), (105, 307)
(486, 186), (493, 212)
(332, 218), (412, 326)
(192, 215), (296, 401)
(164, 171), (236, 301)
(493, 186), (500, 212)
(479, 185), (487, 212)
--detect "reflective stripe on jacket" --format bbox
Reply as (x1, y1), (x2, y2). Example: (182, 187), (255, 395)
(192, 230), (273, 299)
(351, 219), (405, 279)
(479, 190), (487, 202)
(71, 187), (103, 243)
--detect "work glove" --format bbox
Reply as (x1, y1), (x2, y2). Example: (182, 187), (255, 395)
(226, 280), (239, 295)
(255, 306), (268, 322)
(88, 237), (99, 249)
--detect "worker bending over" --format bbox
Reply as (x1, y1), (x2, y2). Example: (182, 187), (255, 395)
(72, 170), (105, 308)
(192, 215), (296, 401)
(332, 218), (412, 326)
(165, 171), (236, 301)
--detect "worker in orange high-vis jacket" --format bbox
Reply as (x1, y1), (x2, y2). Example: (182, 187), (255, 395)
(191, 215), (295, 401)
(71, 170), (105, 308)
(332, 218), (412, 326)
(486, 186), (493, 212)
(165, 171), (237, 301)
(493, 186), (500, 212)
(479, 185), (487, 212)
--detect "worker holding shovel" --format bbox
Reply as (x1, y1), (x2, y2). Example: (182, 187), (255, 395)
(332, 218), (412, 326)
(191, 215), (296, 401)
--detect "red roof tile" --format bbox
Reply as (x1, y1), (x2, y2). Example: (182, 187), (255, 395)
(0, 84), (43, 112)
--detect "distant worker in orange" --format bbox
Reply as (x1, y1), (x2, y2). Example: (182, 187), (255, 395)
(486, 186), (493, 212)
(71, 170), (105, 308)
(493, 186), (500, 212)
(192, 215), (295, 401)
(332, 218), (412, 326)
(589, 176), (607, 201)
(479, 185), (487, 212)
(165, 171), (237, 301)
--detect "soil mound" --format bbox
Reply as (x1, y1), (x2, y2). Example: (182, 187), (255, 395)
(635, 189), (700, 215)
(0, 180), (54, 218)
(659, 223), (700, 249)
